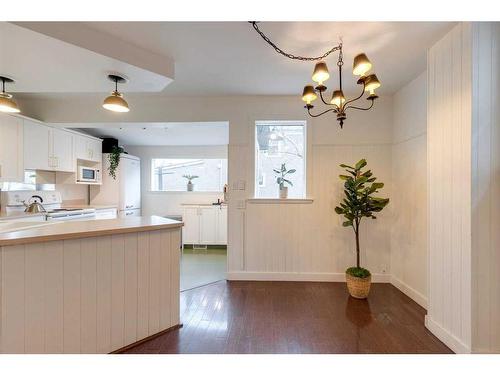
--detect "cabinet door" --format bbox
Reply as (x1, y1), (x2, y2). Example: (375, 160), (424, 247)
(74, 134), (89, 160)
(182, 208), (200, 244)
(89, 139), (102, 162)
(119, 157), (141, 210)
(216, 206), (227, 245)
(0, 114), (24, 182)
(200, 207), (217, 244)
(51, 128), (74, 172)
(23, 119), (51, 171)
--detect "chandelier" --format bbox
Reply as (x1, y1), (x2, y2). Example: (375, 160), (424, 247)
(250, 22), (381, 128)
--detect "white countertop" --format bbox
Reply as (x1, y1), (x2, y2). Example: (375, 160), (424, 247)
(0, 215), (183, 246)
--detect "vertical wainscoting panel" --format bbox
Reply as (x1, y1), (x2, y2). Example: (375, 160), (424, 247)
(110, 235), (125, 351)
(24, 243), (45, 353)
(43, 241), (64, 353)
(137, 232), (150, 340)
(96, 236), (112, 353)
(170, 229), (181, 326)
(148, 231), (161, 334)
(426, 23), (473, 353)
(159, 230), (172, 330)
(1, 245), (25, 353)
(123, 233), (138, 345)
(471, 22), (500, 353)
(0, 227), (181, 353)
(80, 238), (97, 353)
(63, 239), (82, 353)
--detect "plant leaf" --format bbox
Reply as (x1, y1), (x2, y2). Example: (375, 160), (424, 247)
(355, 159), (367, 170)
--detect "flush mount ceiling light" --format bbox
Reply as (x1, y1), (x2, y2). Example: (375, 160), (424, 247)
(0, 76), (21, 113)
(102, 74), (130, 113)
(250, 22), (381, 129)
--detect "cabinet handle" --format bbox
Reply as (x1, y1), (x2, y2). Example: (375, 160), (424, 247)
(126, 212), (133, 216)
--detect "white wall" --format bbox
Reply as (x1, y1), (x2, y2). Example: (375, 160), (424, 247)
(19, 94), (395, 282)
(471, 22), (500, 354)
(427, 23), (473, 354)
(390, 72), (428, 308)
(124, 145), (227, 216)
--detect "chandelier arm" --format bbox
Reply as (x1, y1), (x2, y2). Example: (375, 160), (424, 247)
(307, 107), (336, 117)
(344, 100), (375, 112)
(318, 90), (335, 106)
(249, 22), (342, 61)
(343, 81), (366, 107)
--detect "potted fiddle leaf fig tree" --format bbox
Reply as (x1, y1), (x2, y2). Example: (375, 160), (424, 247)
(273, 163), (295, 199)
(334, 159), (389, 299)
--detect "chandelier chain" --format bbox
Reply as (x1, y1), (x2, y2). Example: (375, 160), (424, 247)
(249, 21), (342, 62)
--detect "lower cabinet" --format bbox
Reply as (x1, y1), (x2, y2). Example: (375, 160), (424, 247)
(182, 205), (227, 246)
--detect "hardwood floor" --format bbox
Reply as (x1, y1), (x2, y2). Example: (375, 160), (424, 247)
(122, 280), (453, 354)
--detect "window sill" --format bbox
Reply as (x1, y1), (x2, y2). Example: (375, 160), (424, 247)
(246, 198), (314, 204)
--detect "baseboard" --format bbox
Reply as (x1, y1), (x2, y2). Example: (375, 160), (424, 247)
(424, 315), (471, 354)
(226, 271), (391, 283)
(390, 275), (428, 309)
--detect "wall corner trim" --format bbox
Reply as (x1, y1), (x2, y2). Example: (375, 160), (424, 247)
(424, 315), (471, 354)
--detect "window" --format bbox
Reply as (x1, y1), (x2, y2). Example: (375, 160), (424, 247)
(151, 158), (227, 192)
(255, 121), (306, 198)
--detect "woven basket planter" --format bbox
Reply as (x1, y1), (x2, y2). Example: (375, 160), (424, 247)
(346, 273), (371, 299)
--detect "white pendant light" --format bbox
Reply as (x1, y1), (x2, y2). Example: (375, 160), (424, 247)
(103, 74), (129, 113)
(0, 76), (20, 113)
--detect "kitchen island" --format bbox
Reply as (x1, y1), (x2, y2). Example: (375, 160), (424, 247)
(0, 216), (183, 353)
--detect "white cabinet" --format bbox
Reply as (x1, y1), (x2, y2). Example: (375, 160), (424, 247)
(182, 205), (227, 246)
(23, 119), (51, 171)
(182, 207), (201, 244)
(75, 134), (102, 163)
(50, 128), (74, 172)
(119, 209), (141, 218)
(0, 113), (24, 182)
(120, 156), (141, 210)
(23, 121), (74, 172)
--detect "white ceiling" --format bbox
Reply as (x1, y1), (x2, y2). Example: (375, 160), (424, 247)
(71, 122), (229, 146)
(82, 21), (454, 95)
(0, 22), (173, 93)
(7, 21), (455, 98)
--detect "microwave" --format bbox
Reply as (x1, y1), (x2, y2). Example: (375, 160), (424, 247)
(78, 166), (100, 183)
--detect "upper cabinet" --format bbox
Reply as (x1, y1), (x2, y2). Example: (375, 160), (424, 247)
(24, 121), (74, 172)
(0, 113), (24, 182)
(75, 134), (102, 163)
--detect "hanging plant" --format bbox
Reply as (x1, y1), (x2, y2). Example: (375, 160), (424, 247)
(108, 145), (124, 179)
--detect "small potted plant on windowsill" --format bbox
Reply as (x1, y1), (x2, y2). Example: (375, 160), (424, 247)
(273, 163), (295, 199)
(183, 174), (199, 191)
(334, 159), (389, 299)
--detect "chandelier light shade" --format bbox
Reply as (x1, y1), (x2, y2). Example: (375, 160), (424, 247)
(249, 22), (381, 128)
(330, 90), (346, 108)
(312, 61), (330, 85)
(102, 74), (130, 113)
(0, 76), (20, 113)
(352, 53), (372, 77)
(301, 85), (317, 104)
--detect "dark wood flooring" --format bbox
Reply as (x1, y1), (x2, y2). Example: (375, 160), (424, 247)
(122, 280), (453, 354)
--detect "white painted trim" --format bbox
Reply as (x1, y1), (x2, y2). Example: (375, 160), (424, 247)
(246, 198), (314, 204)
(227, 271), (391, 283)
(424, 315), (471, 354)
(390, 275), (428, 309)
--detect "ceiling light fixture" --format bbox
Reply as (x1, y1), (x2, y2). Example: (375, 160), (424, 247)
(250, 22), (381, 129)
(0, 76), (20, 113)
(102, 74), (130, 113)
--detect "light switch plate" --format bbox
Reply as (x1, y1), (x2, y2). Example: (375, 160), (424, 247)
(238, 180), (246, 190)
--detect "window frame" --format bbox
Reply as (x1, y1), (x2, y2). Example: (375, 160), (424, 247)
(254, 120), (307, 199)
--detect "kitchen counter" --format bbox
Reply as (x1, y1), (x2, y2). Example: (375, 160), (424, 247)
(0, 214), (182, 354)
(181, 203), (227, 207)
(0, 215), (182, 246)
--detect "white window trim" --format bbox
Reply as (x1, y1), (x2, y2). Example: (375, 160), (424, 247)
(254, 120), (307, 199)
